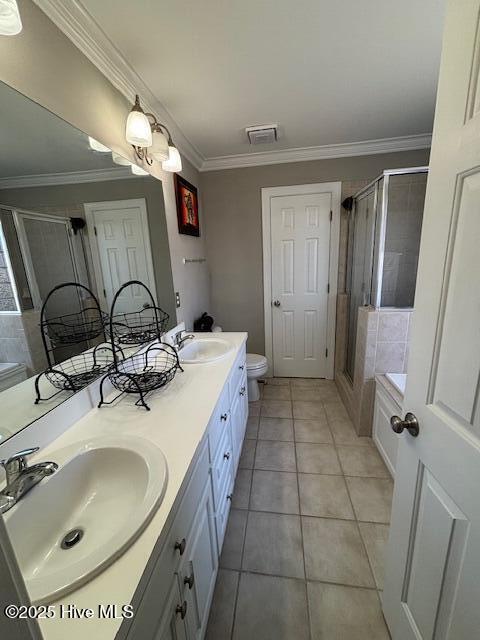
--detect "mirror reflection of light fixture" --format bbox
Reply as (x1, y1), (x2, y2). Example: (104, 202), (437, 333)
(130, 164), (149, 176)
(126, 94), (182, 172)
(126, 95), (153, 148)
(0, 0), (22, 35)
(112, 151), (131, 166)
(88, 136), (110, 153)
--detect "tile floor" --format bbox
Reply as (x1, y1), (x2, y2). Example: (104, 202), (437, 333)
(205, 378), (393, 640)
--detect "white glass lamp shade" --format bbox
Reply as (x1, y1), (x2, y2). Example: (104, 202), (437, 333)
(162, 146), (182, 173)
(131, 164), (149, 176)
(88, 136), (110, 153)
(151, 130), (169, 161)
(112, 152), (131, 166)
(0, 0), (22, 35)
(126, 109), (152, 147)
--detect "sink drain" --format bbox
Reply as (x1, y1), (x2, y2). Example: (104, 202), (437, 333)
(61, 528), (84, 550)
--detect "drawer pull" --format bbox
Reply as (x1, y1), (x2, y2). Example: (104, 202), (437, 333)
(227, 493), (233, 501)
(174, 538), (186, 555)
(239, 364), (245, 370)
(239, 387), (246, 396)
(176, 601), (187, 619)
(184, 573), (195, 590)
(221, 413), (228, 421)
(223, 451), (231, 461)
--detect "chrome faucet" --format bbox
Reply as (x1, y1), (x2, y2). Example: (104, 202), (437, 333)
(0, 447), (58, 514)
(174, 331), (195, 350)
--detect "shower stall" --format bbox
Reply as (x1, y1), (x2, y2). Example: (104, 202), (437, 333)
(345, 167), (428, 382)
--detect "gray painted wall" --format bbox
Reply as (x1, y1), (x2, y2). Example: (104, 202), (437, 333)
(201, 149), (430, 354)
(0, 178), (177, 325)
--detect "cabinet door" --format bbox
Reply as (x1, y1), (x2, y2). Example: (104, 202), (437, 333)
(180, 481), (218, 640)
(154, 576), (188, 640)
(231, 374), (248, 473)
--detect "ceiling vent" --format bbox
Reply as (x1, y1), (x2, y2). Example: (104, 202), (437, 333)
(246, 124), (278, 145)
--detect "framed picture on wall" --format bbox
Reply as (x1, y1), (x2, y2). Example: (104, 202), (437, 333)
(175, 174), (200, 237)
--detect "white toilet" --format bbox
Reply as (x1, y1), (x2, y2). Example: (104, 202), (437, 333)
(246, 353), (268, 402)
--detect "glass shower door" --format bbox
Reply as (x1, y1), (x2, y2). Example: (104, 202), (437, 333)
(345, 186), (377, 381)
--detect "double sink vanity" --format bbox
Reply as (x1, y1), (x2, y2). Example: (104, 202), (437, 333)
(1, 332), (248, 640)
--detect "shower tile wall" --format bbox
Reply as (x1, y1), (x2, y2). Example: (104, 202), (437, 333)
(0, 241), (17, 312)
(0, 310), (46, 374)
(340, 307), (412, 436)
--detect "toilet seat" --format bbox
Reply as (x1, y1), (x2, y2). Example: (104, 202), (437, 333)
(246, 354), (267, 372)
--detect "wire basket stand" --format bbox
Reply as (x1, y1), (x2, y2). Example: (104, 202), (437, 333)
(34, 342), (124, 404)
(39, 282), (108, 368)
(98, 280), (182, 410)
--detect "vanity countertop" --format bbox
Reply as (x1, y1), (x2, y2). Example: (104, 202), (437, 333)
(30, 332), (247, 640)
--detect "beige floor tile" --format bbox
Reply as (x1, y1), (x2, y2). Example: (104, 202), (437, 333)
(329, 416), (372, 446)
(250, 470), (299, 514)
(258, 417), (294, 441)
(337, 446), (390, 477)
(299, 474), (354, 519)
(233, 573), (309, 640)
(291, 387), (326, 402)
(307, 582), (390, 640)
(245, 416), (259, 439)
(346, 477), (394, 523)
(293, 401), (326, 420)
(296, 443), (342, 474)
(249, 401), (261, 417)
(239, 439), (256, 469)
(303, 517), (375, 587)
(262, 385), (291, 400)
(260, 400), (293, 418)
(205, 570), (239, 640)
(220, 509), (248, 570)
(294, 418), (333, 443)
(232, 469), (252, 509)
(265, 377), (291, 386)
(323, 399), (350, 422)
(255, 440), (297, 472)
(290, 378), (323, 387)
(242, 511), (304, 579)
(358, 522), (389, 590)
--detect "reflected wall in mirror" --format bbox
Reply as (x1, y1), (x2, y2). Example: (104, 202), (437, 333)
(0, 80), (176, 443)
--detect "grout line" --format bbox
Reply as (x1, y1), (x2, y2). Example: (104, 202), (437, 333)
(237, 568), (380, 591)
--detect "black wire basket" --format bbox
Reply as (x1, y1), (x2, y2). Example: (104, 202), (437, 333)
(34, 343), (124, 404)
(98, 342), (182, 411)
(40, 283), (108, 367)
(110, 306), (169, 345)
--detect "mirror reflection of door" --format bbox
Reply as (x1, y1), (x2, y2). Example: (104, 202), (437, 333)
(84, 198), (157, 314)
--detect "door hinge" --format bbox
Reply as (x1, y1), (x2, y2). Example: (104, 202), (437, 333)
(103, 288), (106, 298)
(325, 348), (329, 358)
(94, 226), (97, 236)
(327, 283), (330, 294)
(330, 210), (332, 222)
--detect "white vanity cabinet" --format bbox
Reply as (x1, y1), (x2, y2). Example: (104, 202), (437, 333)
(123, 344), (247, 640)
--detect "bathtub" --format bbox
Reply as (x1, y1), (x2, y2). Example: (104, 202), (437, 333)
(373, 373), (406, 477)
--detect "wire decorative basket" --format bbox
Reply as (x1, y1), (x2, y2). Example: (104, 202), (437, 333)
(110, 306), (169, 345)
(40, 282), (108, 368)
(34, 343), (124, 404)
(98, 342), (182, 411)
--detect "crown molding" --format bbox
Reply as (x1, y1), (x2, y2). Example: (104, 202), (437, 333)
(32, 0), (205, 170)
(199, 133), (432, 172)
(0, 167), (136, 189)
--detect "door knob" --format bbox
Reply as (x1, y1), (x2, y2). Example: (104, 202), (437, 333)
(390, 413), (419, 437)
(273, 300), (281, 307)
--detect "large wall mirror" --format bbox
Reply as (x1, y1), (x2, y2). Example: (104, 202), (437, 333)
(0, 81), (176, 444)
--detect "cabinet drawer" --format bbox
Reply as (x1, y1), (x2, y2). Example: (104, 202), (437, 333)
(229, 346), (247, 404)
(211, 424), (233, 510)
(215, 470), (234, 552)
(208, 384), (231, 462)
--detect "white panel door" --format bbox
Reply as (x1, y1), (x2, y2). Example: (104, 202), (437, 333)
(383, 2), (480, 638)
(85, 199), (156, 313)
(271, 192), (331, 377)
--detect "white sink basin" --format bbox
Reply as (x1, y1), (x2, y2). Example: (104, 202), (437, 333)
(5, 435), (167, 604)
(179, 337), (233, 364)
